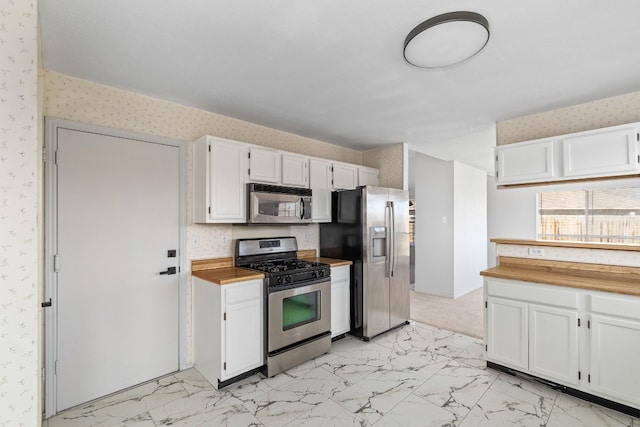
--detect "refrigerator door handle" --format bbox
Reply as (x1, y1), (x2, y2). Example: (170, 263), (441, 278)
(389, 201), (395, 277)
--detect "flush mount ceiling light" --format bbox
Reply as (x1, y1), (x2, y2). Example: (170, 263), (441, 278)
(403, 11), (490, 69)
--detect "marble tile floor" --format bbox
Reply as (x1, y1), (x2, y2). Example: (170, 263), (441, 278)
(46, 321), (639, 427)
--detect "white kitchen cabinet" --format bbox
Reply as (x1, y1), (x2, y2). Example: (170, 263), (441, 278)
(486, 296), (528, 370)
(358, 166), (380, 187)
(193, 277), (263, 388)
(332, 162), (359, 190)
(485, 277), (640, 411)
(495, 139), (556, 185)
(249, 146), (280, 184)
(330, 265), (351, 338)
(193, 135), (248, 223)
(486, 278), (581, 387)
(309, 158), (332, 222)
(562, 127), (639, 178)
(528, 304), (579, 386)
(281, 153), (309, 188)
(588, 293), (640, 409)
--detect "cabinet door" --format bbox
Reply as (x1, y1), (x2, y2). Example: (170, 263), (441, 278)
(528, 304), (579, 386)
(331, 266), (351, 337)
(486, 297), (528, 370)
(281, 153), (309, 188)
(495, 140), (555, 184)
(309, 158), (332, 222)
(332, 163), (358, 190)
(224, 297), (263, 380)
(589, 314), (640, 408)
(209, 138), (248, 222)
(562, 128), (639, 178)
(358, 166), (379, 187)
(249, 147), (280, 183)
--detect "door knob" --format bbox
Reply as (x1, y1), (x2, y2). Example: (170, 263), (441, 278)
(159, 267), (177, 275)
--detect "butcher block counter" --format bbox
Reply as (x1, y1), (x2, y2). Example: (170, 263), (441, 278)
(298, 250), (353, 268)
(191, 258), (264, 285)
(482, 239), (640, 296)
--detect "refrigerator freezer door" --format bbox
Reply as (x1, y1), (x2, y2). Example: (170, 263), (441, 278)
(363, 186), (391, 338)
(389, 188), (410, 329)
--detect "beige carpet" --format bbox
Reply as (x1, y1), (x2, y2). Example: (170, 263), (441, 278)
(410, 287), (484, 339)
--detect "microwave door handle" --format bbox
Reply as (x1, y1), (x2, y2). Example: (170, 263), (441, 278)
(300, 197), (306, 220)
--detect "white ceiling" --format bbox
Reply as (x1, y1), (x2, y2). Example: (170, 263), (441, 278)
(39, 1), (640, 173)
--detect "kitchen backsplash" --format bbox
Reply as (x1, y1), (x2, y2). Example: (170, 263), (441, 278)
(497, 90), (640, 145)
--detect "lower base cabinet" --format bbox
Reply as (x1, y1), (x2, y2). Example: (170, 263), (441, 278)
(485, 278), (640, 412)
(331, 265), (350, 338)
(193, 277), (264, 388)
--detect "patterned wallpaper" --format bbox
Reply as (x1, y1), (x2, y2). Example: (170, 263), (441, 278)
(0, 1), (40, 426)
(497, 90), (640, 145)
(362, 143), (407, 190)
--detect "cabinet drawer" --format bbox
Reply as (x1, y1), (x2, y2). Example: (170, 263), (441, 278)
(486, 279), (579, 309)
(331, 265), (350, 282)
(224, 279), (262, 304)
(590, 293), (640, 321)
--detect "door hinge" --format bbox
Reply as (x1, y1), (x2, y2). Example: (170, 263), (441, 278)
(485, 344), (488, 351)
(588, 374), (591, 383)
(485, 301), (488, 309)
(588, 320), (591, 329)
(578, 318), (581, 327)
(248, 152), (251, 159)
(636, 133), (639, 141)
(208, 144), (211, 152)
(54, 150), (58, 165)
(42, 146), (47, 163)
(578, 371), (581, 380)
(248, 168), (250, 176)
(41, 298), (52, 308)
(53, 254), (60, 272)
(208, 206), (211, 214)
(54, 360), (57, 375)
(495, 155), (498, 162)
(223, 362), (226, 371)
(223, 312), (226, 321)
(41, 367), (46, 383)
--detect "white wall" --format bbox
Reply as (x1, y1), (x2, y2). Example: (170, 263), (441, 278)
(487, 176), (640, 267)
(414, 154), (487, 298)
(453, 162), (487, 297)
(414, 153), (453, 296)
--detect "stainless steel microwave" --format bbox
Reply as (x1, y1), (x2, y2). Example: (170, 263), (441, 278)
(247, 183), (313, 224)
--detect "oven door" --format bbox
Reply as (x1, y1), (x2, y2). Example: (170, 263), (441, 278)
(249, 189), (312, 224)
(268, 279), (331, 352)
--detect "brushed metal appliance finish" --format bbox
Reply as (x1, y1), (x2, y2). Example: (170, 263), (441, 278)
(388, 188), (411, 329)
(266, 332), (331, 377)
(267, 281), (331, 352)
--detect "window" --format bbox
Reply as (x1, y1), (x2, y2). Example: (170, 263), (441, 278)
(537, 187), (640, 244)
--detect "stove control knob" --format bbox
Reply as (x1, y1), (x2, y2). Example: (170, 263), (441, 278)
(319, 270), (325, 278)
(277, 276), (284, 285)
(285, 275), (292, 284)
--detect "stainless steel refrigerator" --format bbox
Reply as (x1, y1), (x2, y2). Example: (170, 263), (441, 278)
(319, 186), (410, 340)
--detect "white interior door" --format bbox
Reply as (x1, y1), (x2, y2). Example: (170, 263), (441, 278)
(55, 128), (180, 411)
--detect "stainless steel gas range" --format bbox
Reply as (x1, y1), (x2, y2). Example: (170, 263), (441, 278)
(235, 237), (331, 377)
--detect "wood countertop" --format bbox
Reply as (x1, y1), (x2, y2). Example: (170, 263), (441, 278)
(297, 250), (353, 267)
(480, 256), (640, 296)
(491, 238), (640, 252)
(191, 257), (264, 285)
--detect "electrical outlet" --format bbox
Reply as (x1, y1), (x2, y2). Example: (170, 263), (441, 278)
(221, 235), (228, 246)
(528, 247), (544, 256)
(303, 231), (310, 242)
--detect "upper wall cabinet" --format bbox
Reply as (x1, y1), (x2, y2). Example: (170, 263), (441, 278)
(193, 135), (248, 223)
(249, 147), (280, 184)
(562, 127), (639, 178)
(358, 166), (380, 187)
(281, 153), (309, 188)
(495, 139), (555, 185)
(495, 122), (640, 186)
(309, 158), (332, 222)
(332, 162), (359, 190)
